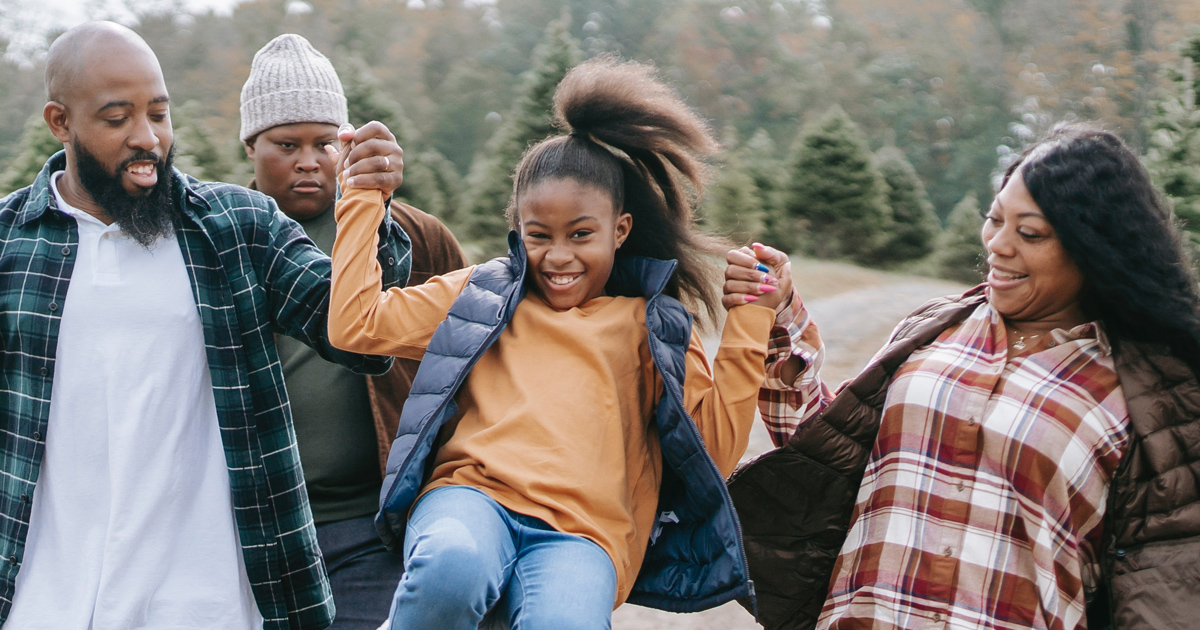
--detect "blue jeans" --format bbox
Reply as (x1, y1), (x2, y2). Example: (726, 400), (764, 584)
(387, 486), (617, 630)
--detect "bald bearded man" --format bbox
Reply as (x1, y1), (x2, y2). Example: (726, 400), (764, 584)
(0, 22), (411, 629)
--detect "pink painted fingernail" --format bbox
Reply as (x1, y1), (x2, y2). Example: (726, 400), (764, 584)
(346, 177), (356, 188)
(759, 284), (778, 293)
(763, 274), (778, 285)
(744, 295), (759, 303)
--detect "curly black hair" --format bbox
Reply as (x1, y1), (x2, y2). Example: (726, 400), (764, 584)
(506, 56), (727, 325)
(1004, 124), (1200, 374)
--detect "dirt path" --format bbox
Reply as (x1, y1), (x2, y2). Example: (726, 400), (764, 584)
(612, 262), (966, 630)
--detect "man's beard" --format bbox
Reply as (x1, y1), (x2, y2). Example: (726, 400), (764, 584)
(73, 140), (180, 248)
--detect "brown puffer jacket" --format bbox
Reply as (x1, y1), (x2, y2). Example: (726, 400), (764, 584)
(728, 291), (1200, 630)
(1100, 340), (1200, 630)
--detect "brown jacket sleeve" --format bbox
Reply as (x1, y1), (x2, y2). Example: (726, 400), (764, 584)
(366, 201), (470, 477)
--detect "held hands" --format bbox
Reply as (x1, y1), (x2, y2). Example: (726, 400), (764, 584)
(324, 121), (405, 195)
(722, 243), (793, 313)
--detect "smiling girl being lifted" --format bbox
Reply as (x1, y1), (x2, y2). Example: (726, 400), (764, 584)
(325, 57), (811, 629)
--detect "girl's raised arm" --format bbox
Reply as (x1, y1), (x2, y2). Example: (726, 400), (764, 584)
(688, 244), (831, 461)
(681, 303), (776, 477)
(327, 129), (473, 359)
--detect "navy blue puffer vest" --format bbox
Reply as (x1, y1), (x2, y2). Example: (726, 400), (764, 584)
(373, 233), (754, 612)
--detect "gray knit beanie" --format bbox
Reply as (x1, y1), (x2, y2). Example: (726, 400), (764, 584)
(239, 34), (347, 142)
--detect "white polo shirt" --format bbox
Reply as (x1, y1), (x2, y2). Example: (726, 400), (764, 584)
(5, 173), (263, 629)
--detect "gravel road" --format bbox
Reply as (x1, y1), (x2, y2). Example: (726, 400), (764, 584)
(611, 265), (966, 630)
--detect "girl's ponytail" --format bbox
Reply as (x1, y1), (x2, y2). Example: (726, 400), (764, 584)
(508, 57), (728, 324)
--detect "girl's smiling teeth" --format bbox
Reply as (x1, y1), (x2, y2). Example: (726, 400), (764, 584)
(546, 273), (581, 287)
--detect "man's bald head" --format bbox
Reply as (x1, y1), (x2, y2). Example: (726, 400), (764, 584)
(45, 21), (160, 105)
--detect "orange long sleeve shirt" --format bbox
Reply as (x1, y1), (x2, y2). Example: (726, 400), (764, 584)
(329, 187), (773, 604)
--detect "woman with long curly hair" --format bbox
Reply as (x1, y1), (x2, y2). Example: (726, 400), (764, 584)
(732, 124), (1200, 630)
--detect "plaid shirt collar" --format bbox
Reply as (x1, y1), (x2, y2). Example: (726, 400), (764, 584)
(13, 152), (61, 228)
(17, 152), (209, 229)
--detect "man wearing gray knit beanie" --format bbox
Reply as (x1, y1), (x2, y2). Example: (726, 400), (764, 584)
(240, 34), (468, 630)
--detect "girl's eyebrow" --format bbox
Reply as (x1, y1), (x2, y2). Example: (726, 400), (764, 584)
(524, 216), (600, 228)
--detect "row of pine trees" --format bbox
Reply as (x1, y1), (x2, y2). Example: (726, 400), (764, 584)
(2, 18), (1199, 287)
(701, 107), (985, 284)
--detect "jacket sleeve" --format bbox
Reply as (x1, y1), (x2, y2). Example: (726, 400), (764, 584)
(682, 304), (775, 477)
(757, 289), (834, 447)
(259, 193), (411, 376)
(329, 185), (472, 359)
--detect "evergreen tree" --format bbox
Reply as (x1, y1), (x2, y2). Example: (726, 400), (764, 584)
(933, 192), (987, 284)
(875, 146), (940, 263)
(338, 52), (420, 148)
(461, 12), (584, 259)
(742, 128), (795, 252)
(785, 106), (892, 264)
(172, 100), (233, 182)
(338, 51), (462, 230)
(0, 114), (61, 197)
(396, 149), (465, 231)
(703, 131), (763, 245)
(1146, 32), (1200, 252)
(428, 60), (508, 175)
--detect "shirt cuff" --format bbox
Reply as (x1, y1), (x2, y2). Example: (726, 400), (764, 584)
(764, 287), (820, 390)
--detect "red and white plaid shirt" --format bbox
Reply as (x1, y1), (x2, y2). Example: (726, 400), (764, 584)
(758, 291), (1130, 630)
(760, 291), (834, 444)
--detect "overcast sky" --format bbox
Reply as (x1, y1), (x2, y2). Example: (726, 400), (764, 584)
(2, 0), (492, 63)
(2, 0), (242, 63)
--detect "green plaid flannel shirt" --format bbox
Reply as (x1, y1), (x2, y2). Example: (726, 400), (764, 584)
(0, 152), (411, 629)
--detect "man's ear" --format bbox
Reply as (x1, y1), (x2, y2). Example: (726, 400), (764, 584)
(243, 138), (257, 159)
(615, 211), (633, 249)
(43, 102), (70, 143)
